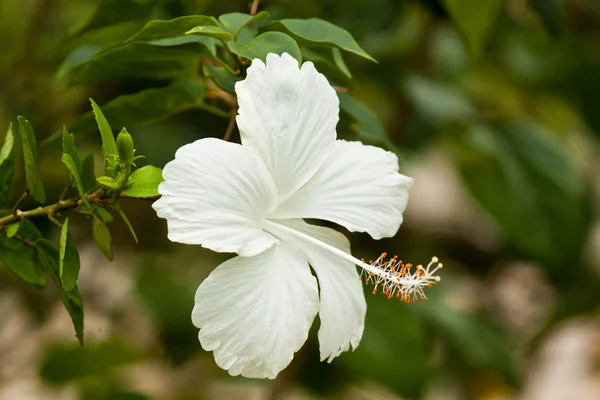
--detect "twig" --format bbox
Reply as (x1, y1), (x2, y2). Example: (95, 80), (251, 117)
(59, 185), (71, 201)
(12, 192), (30, 215)
(0, 188), (105, 227)
(223, 107), (238, 141)
(250, 0), (260, 16)
(332, 86), (348, 92)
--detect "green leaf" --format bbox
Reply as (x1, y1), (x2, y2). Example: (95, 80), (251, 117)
(531, 0), (563, 36)
(37, 239), (84, 345)
(338, 92), (397, 150)
(70, 80), (219, 133)
(115, 205), (138, 244)
(186, 25), (233, 41)
(90, 99), (118, 177)
(442, 0), (502, 57)
(81, 153), (97, 193)
(302, 47), (352, 82)
(6, 221), (20, 238)
(96, 176), (120, 189)
(125, 15), (218, 43)
(59, 218), (81, 292)
(413, 300), (517, 384)
(40, 339), (138, 383)
(121, 166), (163, 198)
(17, 117), (45, 203)
(71, 0), (152, 37)
(64, 40), (214, 85)
(452, 120), (588, 269)
(62, 154), (89, 206)
(226, 32), (301, 63)
(0, 123), (15, 206)
(92, 217), (112, 261)
(0, 230), (46, 286)
(218, 11), (270, 44)
(265, 19), (376, 62)
(61, 127), (81, 170)
(202, 64), (240, 94)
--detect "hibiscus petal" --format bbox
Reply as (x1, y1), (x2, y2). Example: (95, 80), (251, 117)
(270, 140), (414, 239)
(235, 53), (339, 200)
(153, 138), (278, 257)
(272, 219), (366, 362)
(192, 243), (319, 379)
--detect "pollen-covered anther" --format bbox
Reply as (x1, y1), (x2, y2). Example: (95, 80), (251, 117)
(359, 254), (443, 304)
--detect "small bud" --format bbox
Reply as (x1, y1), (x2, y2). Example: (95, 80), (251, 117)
(116, 128), (135, 166)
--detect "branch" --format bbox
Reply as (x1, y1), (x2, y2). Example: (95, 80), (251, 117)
(250, 0), (260, 16)
(223, 107), (238, 141)
(0, 188), (105, 227)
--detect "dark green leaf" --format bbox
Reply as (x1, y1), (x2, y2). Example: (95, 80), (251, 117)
(71, 0), (152, 37)
(6, 221), (19, 237)
(186, 25), (233, 41)
(70, 80), (221, 133)
(80, 153), (97, 193)
(90, 99), (118, 177)
(126, 15), (218, 43)
(62, 154), (89, 206)
(413, 300), (517, 384)
(202, 64), (240, 94)
(0, 230), (46, 285)
(531, 0), (563, 36)
(59, 218), (81, 292)
(226, 32), (301, 63)
(452, 120), (588, 269)
(340, 294), (430, 397)
(301, 47), (352, 82)
(265, 19), (376, 62)
(92, 217), (112, 261)
(121, 166), (163, 198)
(338, 92), (397, 150)
(65, 40), (215, 85)
(37, 239), (84, 345)
(39, 339), (138, 383)
(62, 126), (81, 172)
(442, 0), (502, 57)
(115, 204), (138, 244)
(0, 123), (15, 206)
(17, 117), (45, 203)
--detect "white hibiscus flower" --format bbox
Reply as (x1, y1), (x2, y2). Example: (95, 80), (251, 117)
(152, 53), (442, 379)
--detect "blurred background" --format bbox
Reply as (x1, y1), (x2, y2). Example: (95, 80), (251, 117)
(1, 0), (600, 399)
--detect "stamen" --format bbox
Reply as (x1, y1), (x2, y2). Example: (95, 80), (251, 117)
(261, 220), (443, 303)
(359, 254), (442, 303)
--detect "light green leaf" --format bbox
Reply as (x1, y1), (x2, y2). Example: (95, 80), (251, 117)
(80, 153), (97, 193)
(219, 11), (270, 44)
(70, 80), (220, 133)
(92, 217), (112, 261)
(6, 221), (20, 238)
(202, 64), (240, 94)
(338, 92), (397, 151)
(115, 205), (138, 244)
(226, 32), (301, 63)
(126, 15), (218, 43)
(62, 153), (89, 207)
(0, 231), (46, 286)
(36, 239), (84, 345)
(0, 123), (15, 206)
(90, 99), (118, 177)
(96, 176), (120, 189)
(121, 166), (163, 198)
(186, 25), (233, 41)
(17, 117), (45, 203)
(61, 127), (81, 170)
(442, 0), (502, 57)
(265, 18), (376, 62)
(59, 218), (81, 292)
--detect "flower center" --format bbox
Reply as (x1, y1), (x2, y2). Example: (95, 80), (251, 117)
(262, 220), (442, 303)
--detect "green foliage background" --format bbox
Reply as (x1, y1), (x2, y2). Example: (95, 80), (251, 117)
(1, 0), (600, 399)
